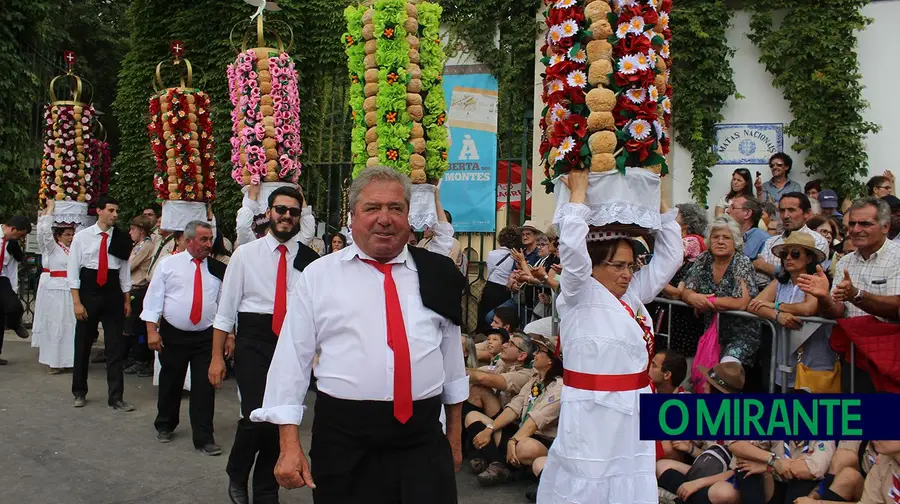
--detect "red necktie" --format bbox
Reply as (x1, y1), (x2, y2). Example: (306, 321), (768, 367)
(97, 232), (109, 286)
(190, 258), (203, 325)
(272, 244), (288, 335)
(363, 259), (413, 424)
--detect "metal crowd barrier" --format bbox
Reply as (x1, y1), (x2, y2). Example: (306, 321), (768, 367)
(651, 298), (856, 393)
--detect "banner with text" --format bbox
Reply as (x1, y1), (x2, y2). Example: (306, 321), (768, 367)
(440, 66), (498, 232)
(714, 123), (784, 165)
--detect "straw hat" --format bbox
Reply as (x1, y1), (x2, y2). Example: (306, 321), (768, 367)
(771, 232), (826, 264)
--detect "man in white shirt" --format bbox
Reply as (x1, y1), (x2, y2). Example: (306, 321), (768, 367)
(209, 185), (318, 504)
(0, 215), (32, 364)
(67, 196), (134, 411)
(141, 220), (225, 455)
(234, 183), (315, 250)
(251, 166), (468, 504)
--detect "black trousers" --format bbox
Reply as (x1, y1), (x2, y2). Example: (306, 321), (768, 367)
(71, 268), (126, 404)
(310, 392), (456, 504)
(154, 320), (215, 448)
(0, 277), (24, 355)
(124, 286), (152, 364)
(226, 313), (280, 503)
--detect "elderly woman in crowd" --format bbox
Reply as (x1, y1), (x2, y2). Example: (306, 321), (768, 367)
(464, 335), (562, 487)
(681, 216), (761, 367)
(656, 203), (709, 358)
(748, 233), (837, 391)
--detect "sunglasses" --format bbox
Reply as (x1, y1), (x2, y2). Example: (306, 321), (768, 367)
(777, 249), (804, 260)
(272, 205), (302, 217)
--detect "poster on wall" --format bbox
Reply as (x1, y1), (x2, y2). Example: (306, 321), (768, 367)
(439, 65), (498, 232)
(714, 123), (784, 165)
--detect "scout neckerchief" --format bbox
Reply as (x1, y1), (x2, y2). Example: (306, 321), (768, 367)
(620, 300), (654, 366)
(889, 468), (899, 504)
(489, 353), (501, 370)
(521, 380), (546, 426)
(783, 441), (811, 459)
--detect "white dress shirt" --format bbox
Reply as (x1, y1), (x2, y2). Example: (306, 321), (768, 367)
(760, 225), (830, 267)
(66, 224), (132, 292)
(486, 247), (514, 285)
(235, 195), (315, 250)
(833, 239), (900, 320)
(213, 233), (305, 333)
(0, 232), (20, 294)
(250, 243), (470, 426)
(140, 252), (223, 331)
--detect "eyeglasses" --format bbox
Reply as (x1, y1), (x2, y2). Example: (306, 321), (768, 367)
(602, 261), (639, 273)
(877, 185), (891, 190)
(506, 339), (531, 354)
(272, 205), (302, 217)
(777, 249), (804, 260)
(729, 206), (749, 211)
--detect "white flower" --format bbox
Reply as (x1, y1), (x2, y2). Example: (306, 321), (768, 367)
(559, 19), (579, 38)
(618, 55), (640, 75)
(648, 85), (660, 102)
(628, 119), (652, 140)
(661, 97), (672, 114)
(629, 16), (646, 35)
(626, 88), (646, 104)
(659, 12), (670, 30)
(647, 49), (657, 68)
(635, 52), (652, 70)
(568, 48), (587, 63)
(554, 0), (576, 7)
(661, 41), (671, 60)
(547, 79), (565, 94)
(566, 70), (587, 88)
(615, 0), (637, 12)
(548, 26), (563, 44)
(616, 22), (631, 39)
(558, 136), (576, 156)
(654, 120), (665, 139)
(550, 103), (570, 123)
(85, 193), (92, 201)
(549, 54), (566, 68)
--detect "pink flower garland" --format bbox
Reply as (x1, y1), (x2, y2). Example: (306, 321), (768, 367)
(227, 49), (303, 186)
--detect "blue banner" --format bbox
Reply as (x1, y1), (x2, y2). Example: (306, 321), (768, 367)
(639, 394), (900, 441)
(440, 70), (498, 232)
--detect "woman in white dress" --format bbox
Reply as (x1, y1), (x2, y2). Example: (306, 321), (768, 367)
(32, 201), (76, 374)
(537, 170), (682, 504)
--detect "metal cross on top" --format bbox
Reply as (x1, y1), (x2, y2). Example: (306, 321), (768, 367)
(64, 50), (77, 72)
(170, 40), (185, 61)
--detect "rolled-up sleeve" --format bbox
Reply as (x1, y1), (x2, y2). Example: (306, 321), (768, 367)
(119, 259), (132, 293)
(67, 231), (84, 289)
(213, 247), (245, 333)
(427, 222), (455, 257)
(250, 272), (317, 425)
(140, 260), (167, 324)
(802, 441), (835, 480)
(439, 318), (468, 405)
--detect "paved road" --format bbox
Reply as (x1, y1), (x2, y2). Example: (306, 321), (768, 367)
(0, 335), (532, 504)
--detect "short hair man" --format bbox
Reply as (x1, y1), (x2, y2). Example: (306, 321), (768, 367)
(492, 306), (520, 333)
(818, 189), (841, 218)
(755, 192), (829, 279)
(755, 153), (803, 204)
(234, 183), (315, 250)
(251, 166), (468, 503)
(67, 195), (135, 410)
(465, 331), (536, 418)
(141, 220), (225, 455)
(0, 215), (32, 362)
(649, 350), (688, 394)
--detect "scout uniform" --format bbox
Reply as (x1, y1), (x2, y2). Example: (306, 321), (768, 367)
(859, 455), (900, 504)
(505, 375), (563, 443)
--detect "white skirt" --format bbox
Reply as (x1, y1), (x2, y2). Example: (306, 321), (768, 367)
(152, 351), (191, 391)
(33, 285), (76, 368)
(537, 396), (657, 504)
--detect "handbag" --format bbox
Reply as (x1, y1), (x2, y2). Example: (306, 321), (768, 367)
(795, 346), (841, 393)
(691, 312), (721, 393)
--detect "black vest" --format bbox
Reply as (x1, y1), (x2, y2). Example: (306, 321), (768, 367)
(4, 239), (24, 263)
(206, 256), (227, 281)
(407, 246), (465, 327)
(107, 227), (133, 261)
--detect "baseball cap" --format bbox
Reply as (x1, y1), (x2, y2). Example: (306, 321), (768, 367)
(818, 189), (838, 209)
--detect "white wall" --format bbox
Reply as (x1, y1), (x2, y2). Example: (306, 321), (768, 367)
(668, 2), (900, 213)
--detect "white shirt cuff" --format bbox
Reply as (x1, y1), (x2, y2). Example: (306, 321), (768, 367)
(250, 405), (305, 425)
(441, 375), (470, 405)
(213, 316), (235, 333)
(68, 279), (81, 289)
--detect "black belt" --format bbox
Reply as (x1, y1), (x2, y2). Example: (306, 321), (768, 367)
(237, 312), (277, 344)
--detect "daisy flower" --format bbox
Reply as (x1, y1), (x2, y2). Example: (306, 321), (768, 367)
(615, 0), (636, 12)
(549, 54), (566, 68)
(569, 48), (587, 63)
(618, 55), (640, 75)
(629, 16), (646, 35)
(654, 120), (665, 139)
(648, 49), (658, 68)
(566, 70), (587, 88)
(659, 12), (670, 30)
(549, 148), (563, 164)
(635, 52), (652, 70)
(560, 19), (579, 38)
(661, 97), (672, 114)
(648, 85), (659, 102)
(616, 22), (631, 39)
(548, 79), (566, 94)
(558, 136), (576, 156)
(550, 103), (570, 123)
(661, 41), (670, 60)
(555, 0), (577, 8)
(549, 26), (563, 44)
(626, 88), (646, 104)
(628, 119), (652, 140)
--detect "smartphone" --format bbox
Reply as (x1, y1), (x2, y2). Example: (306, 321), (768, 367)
(756, 171), (761, 178)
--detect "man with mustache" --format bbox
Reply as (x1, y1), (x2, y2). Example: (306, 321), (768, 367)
(251, 166), (468, 504)
(234, 183), (315, 249)
(141, 220), (225, 455)
(209, 186), (319, 504)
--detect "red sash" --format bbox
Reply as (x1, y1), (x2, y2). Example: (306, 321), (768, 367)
(42, 268), (67, 278)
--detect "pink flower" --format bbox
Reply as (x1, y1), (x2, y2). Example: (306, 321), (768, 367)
(247, 79), (258, 89)
(250, 173), (261, 185)
(254, 122), (266, 141)
(248, 71), (258, 80)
